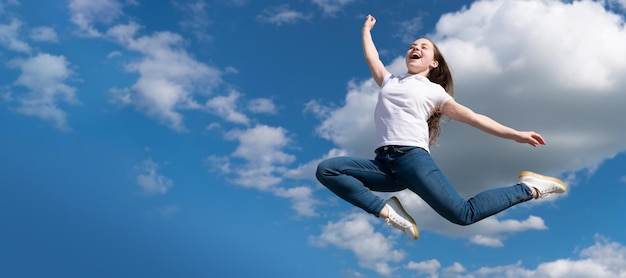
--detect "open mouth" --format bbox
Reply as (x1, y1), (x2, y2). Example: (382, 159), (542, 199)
(410, 53), (421, 60)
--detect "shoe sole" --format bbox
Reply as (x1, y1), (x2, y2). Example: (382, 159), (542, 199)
(518, 171), (567, 191)
(389, 196), (419, 240)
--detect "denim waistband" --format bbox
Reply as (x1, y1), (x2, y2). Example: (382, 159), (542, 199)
(375, 145), (419, 155)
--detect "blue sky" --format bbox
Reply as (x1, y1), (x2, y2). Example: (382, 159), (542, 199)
(1, 0), (626, 277)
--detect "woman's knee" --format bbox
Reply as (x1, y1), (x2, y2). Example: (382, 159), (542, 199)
(316, 158), (341, 181)
(317, 157), (347, 174)
(450, 218), (473, 226)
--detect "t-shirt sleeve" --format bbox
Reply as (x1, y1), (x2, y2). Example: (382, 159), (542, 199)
(437, 88), (453, 110)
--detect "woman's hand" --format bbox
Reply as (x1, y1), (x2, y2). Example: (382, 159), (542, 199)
(514, 131), (546, 147)
(363, 14), (376, 32)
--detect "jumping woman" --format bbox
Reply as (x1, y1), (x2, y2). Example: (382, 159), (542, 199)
(315, 14), (567, 240)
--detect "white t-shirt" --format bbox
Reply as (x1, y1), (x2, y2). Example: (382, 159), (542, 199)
(374, 73), (452, 152)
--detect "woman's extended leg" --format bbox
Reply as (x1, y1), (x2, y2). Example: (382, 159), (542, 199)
(391, 147), (534, 226)
(315, 156), (404, 216)
(316, 155), (420, 239)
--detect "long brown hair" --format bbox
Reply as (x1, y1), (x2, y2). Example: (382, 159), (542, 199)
(423, 38), (454, 145)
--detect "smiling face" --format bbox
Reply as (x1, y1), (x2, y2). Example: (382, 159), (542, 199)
(405, 38), (439, 76)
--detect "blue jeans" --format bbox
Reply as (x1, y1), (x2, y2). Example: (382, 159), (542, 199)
(315, 145), (534, 226)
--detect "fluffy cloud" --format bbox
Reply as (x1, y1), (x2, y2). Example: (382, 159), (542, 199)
(67, 1), (223, 132)
(29, 26), (58, 42)
(0, 19), (31, 53)
(66, 0), (320, 217)
(1, 6), (77, 130)
(247, 97), (277, 114)
(406, 259), (442, 278)
(136, 158), (173, 195)
(174, 0), (211, 41)
(314, 78), (379, 155)
(311, 0), (356, 15)
(215, 124), (295, 190)
(205, 90), (250, 125)
(121, 31), (222, 131)
(310, 213), (406, 277)
(402, 235), (626, 277)
(256, 4), (312, 26)
(275, 186), (319, 217)
(429, 0), (626, 194)
(207, 124), (323, 217)
(10, 54), (78, 131)
(68, 0), (124, 37)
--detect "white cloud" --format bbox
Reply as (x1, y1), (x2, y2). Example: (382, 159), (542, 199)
(229, 125), (294, 165)
(304, 99), (334, 119)
(136, 159), (173, 195)
(274, 186), (319, 217)
(469, 234), (505, 248)
(69, 0), (223, 132)
(106, 51), (122, 59)
(108, 27), (222, 131)
(213, 125), (295, 190)
(314, 78), (379, 155)
(68, 0), (124, 37)
(256, 4), (312, 26)
(404, 236), (626, 277)
(442, 262), (466, 277)
(434, 0), (626, 91)
(108, 87), (132, 106)
(311, 0), (356, 16)
(205, 154), (231, 174)
(208, 124), (322, 217)
(406, 259), (441, 278)
(105, 21), (140, 44)
(476, 235), (626, 278)
(247, 98), (276, 114)
(0, 19), (31, 53)
(307, 0), (626, 248)
(29, 26), (58, 42)
(174, 0), (212, 41)
(10, 53), (77, 131)
(310, 213), (406, 277)
(205, 90), (249, 125)
(427, 0), (626, 196)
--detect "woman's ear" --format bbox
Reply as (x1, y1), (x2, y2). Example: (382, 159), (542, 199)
(430, 60), (439, 69)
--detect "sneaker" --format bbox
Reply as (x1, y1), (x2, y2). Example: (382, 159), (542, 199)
(518, 171), (567, 199)
(384, 196), (419, 240)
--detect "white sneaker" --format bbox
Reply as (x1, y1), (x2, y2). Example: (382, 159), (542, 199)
(519, 171), (567, 199)
(384, 196), (419, 240)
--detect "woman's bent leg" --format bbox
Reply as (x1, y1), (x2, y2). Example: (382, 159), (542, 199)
(316, 156), (403, 216)
(394, 149), (534, 225)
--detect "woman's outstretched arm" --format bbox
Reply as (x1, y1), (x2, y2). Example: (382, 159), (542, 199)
(362, 14), (389, 87)
(441, 98), (546, 147)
